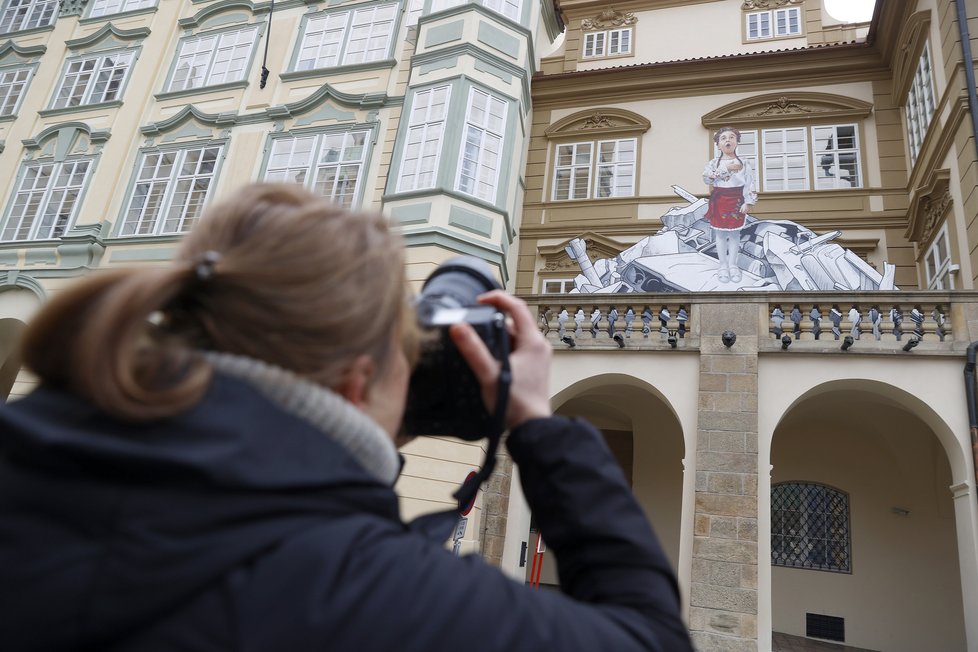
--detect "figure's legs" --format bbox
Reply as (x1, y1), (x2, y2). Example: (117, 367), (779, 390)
(715, 230), (729, 281)
(726, 231), (742, 282)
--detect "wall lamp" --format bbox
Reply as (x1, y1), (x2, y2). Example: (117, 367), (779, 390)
(560, 336), (576, 348)
(781, 334), (792, 350)
(613, 333), (625, 348)
(902, 337), (919, 352)
(722, 330), (737, 348)
(841, 335), (854, 351)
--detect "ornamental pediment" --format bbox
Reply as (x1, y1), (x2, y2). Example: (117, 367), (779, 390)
(545, 108), (651, 140)
(702, 93), (873, 128)
(539, 232), (625, 271)
(907, 169), (951, 245)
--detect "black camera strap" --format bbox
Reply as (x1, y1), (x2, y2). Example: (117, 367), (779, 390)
(407, 360), (512, 544)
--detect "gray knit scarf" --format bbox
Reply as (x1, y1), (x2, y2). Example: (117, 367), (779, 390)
(203, 351), (400, 486)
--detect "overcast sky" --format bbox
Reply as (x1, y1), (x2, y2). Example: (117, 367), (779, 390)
(824, 0), (876, 23)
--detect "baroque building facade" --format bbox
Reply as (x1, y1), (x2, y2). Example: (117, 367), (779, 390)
(502, 1), (978, 651)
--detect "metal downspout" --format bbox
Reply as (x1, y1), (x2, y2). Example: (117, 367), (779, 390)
(958, 1), (978, 498)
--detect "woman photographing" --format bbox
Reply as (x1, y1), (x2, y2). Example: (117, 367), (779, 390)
(0, 183), (691, 652)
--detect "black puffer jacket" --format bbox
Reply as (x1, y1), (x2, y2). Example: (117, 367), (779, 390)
(0, 373), (692, 652)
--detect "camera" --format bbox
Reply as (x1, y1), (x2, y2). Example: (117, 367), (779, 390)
(401, 256), (511, 441)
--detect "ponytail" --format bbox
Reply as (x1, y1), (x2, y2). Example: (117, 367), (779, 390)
(20, 265), (211, 421)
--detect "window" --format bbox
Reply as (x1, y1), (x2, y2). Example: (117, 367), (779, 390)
(168, 26), (258, 92)
(88, 0), (154, 17)
(430, 0), (520, 20)
(583, 28), (631, 58)
(553, 138), (635, 201)
(906, 43), (935, 167)
(51, 51), (134, 109)
(0, 65), (32, 117)
(541, 279), (574, 293)
(120, 145), (222, 236)
(295, 3), (397, 71)
(265, 131), (368, 209)
(728, 125), (861, 192)
(482, 0), (520, 21)
(0, 0), (54, 33)
(457, 89), (507, 203)
(772, 482), (851, 573)
(1, 159), (92, 241)
(925, 225), (954, 290)
(812, 125), (860, 189)
(746, 7), (801, 40)
(762, 128), (808, 191)
(397, 85), (451, 192)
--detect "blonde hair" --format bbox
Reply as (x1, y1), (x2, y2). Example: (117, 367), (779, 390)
(20, 183), (412, 421)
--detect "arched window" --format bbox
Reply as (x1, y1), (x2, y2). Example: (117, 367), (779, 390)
(771, 481), (851, 573)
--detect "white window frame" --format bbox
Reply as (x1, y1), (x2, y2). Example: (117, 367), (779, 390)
(552, 142), (592, 201)
(456, 88), (507, 203)
(120, 144), (224, 236)
(906, 42), (936, 167)
(0, 0), (56, 34)
(88, 0), (154, 18)
(925, 224), (954, 290)
(482, 0), (521, 21)
(746, 7), (800, 41)
(0, 64), (33, 117)
(264, 130), (369, 209)
(552, 138), (636, 201)
(761, 127), (810, 191)
(541, 278), (575, 294)
(583, 27), (632, 58)
(294, 2), (397, 71)
(51, 50), (134, 109)
(167, 25), (259, 93)
(595, 138), (636, 198)
(1, 158), (92, 241)
(397, 85), (451, 193)
(812, 124), (861, 190)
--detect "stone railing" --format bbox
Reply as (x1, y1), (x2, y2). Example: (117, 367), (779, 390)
(524, 291), (978, 355)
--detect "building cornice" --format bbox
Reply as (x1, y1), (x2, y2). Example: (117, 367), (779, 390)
(531, 43), (889, 107)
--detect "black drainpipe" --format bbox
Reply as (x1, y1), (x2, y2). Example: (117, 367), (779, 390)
(957, 1), (978, 499)
(966, 343), (978, 495)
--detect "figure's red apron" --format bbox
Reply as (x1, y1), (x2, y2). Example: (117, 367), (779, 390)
(706, 186), (746, 230)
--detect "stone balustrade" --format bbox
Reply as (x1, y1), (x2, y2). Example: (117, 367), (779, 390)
(525, 291), (978, 354)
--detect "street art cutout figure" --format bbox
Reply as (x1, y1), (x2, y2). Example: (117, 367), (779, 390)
(869, 306), (882, 340)
(810, 306), (822, 340)
(790, 305), (802, 340)
(891, 306), (903, 340)
(847, 305), (860, 339)
(829, 307), (843, 339)
(771, 306), (784, 338)
(704, 126), (757, 284)
(560, 127), (899, 294)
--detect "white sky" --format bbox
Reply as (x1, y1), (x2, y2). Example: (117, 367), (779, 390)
(824, 0), (877, 23)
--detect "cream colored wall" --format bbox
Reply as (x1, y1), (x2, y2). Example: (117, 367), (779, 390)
(757, 355), (978, 652)
(770, 391), (965, 652)
(574, 2), (808, 73)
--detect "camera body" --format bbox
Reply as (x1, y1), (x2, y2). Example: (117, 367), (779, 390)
(401, 257), (510, 441)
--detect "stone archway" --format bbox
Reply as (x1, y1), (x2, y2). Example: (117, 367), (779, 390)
(522, 375), (686, 588)
(0, 284), (43, 401)
(768, 384), (967, 652)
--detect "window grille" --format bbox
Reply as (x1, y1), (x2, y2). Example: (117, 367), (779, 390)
(771, 482), (851, 573)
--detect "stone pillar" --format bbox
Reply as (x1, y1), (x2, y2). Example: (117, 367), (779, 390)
(479, 451), (513, 566)
(689, 303), (759, 652)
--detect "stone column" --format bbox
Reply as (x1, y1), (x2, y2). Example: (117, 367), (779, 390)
(689, 302), (759, 652)
(479, 451), (513, 566)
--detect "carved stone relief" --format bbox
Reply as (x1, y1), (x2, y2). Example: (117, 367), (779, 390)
(581, 9), (637, 31)
(741, 0), (803, 9)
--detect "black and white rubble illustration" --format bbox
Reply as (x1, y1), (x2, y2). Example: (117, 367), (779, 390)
(563, 186), (897, 293)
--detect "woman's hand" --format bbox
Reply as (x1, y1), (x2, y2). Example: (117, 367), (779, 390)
(740, 203), (753, 214)
(450, 290), (552, 430)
